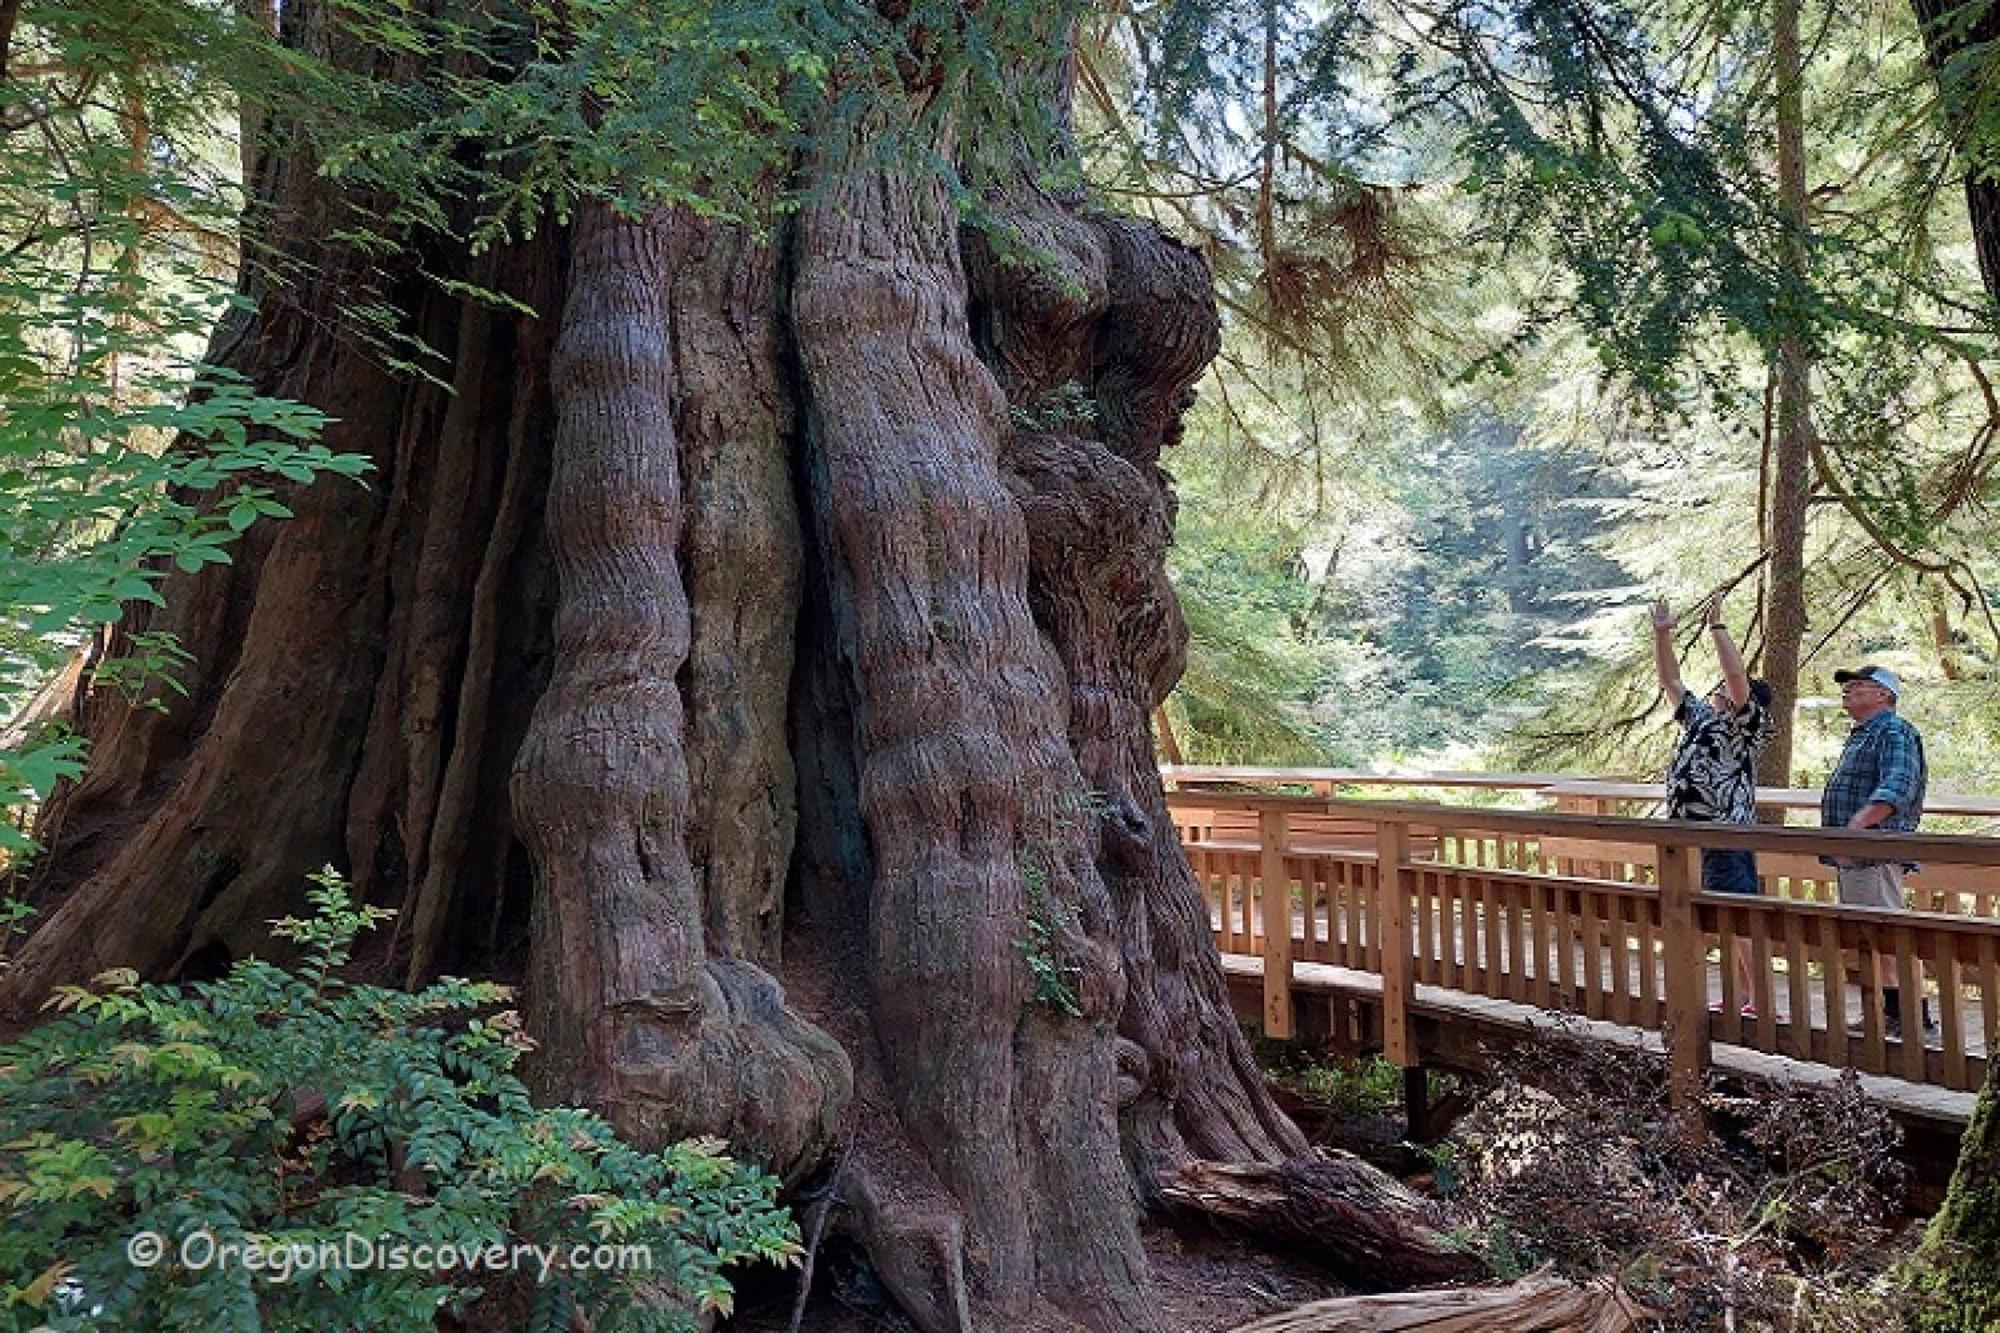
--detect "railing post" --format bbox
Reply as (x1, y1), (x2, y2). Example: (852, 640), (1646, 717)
(1658, 842), (1709, 1130)
(1260, 808), (1294, 1039)
(1376, 819), (1415, 1071)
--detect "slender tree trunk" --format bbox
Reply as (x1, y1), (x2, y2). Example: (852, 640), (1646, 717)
(1758, 0), (1813, 788)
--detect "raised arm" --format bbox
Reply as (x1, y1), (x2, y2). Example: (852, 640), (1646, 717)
(1650, 599), (1684, 705)
(1707, 594), (1750, 708)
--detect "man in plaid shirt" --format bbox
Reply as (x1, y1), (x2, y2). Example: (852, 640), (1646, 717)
(1820, 663), (1929, 1036)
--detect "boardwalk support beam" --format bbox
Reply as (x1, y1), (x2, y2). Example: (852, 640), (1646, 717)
(1376, 819), (1415, 1064)
(1657, 842), (1709, 1131)
(1260, 808), (1294, 1039)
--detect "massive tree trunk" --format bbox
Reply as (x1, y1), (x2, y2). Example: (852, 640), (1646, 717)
(0, 7), (1310, 1328)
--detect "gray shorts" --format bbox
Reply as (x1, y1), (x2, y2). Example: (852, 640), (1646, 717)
(1836, 862), (1906, 909)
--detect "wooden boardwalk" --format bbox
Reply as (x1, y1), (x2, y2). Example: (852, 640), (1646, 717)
(1171, 777), (2000, 1127)
(1215, 952), (1978, 1129)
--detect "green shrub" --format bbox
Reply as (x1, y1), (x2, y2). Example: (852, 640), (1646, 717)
(0, 869), (797, 1331)
(1256, 1040), (1409, 1120)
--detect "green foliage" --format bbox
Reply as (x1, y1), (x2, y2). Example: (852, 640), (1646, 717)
(1090, 0), (1998, 783)
(1007, 381), (1099, 433)
(1014, 852), (1084, 1017)
(1165, 391), (1631, 767)
(0, 0), (374, 862)
(0, 869), (797, 1332)
(1264, 1046), (1405, 1119)
(1167, 488), (1330, 766)
(260, 0), (1090, 264)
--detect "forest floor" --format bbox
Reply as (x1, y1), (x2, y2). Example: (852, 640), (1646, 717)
(725, 1219), (1349, 1332)
(724, 1051), (1419, 1331)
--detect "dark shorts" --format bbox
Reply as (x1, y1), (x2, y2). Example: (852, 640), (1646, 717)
(1701, 848), (1760, 895)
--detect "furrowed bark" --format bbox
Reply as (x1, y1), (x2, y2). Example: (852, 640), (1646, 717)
(0, 0), (437, 1013)
(669, 204), (802, 966)
(966, 195), (1309, 1172)
(792, 107), (1154, 1329)
(513, 200), (847, 1180)
(0, 271), (413, 1009)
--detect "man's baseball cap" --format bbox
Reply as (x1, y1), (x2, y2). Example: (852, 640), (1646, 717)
(1833, 664), (1902, 698)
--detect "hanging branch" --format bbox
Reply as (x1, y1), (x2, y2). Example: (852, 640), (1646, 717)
(1802, 565), (1895, 663)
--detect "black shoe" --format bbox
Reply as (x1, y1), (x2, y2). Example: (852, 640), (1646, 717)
(1879, 1015), (1939, 1042)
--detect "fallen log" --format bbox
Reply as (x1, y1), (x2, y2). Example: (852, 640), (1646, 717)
(1227, 1273), (1646, 1333)
(1158, 1156), (1483, 1289)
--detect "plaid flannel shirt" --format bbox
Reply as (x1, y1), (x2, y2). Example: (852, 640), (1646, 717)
(1819, 710), (1927, 867)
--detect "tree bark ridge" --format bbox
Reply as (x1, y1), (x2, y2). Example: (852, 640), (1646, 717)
(792, 111), (1153, 1328)
(514, 201), (848, 1180)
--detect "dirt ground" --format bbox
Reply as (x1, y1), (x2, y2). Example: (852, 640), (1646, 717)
(725, 1218), (1349, 1332)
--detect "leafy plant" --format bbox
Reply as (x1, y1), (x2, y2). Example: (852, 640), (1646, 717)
(0, 869), (798, 1332)
(1007, 381), (1099, 433)
(1014, 852), (1085, 1017)
(0, 0), (376, 866)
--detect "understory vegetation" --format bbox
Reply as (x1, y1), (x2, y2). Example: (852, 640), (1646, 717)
(1269, 1028), (1919, 1331)
(1446, 1029), (1912, 1330)
(0, 875), (796, 1332)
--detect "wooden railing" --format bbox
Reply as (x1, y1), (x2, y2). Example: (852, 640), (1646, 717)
(1166, 767), (2000, 912)
(1170, 789), (2000, 1111)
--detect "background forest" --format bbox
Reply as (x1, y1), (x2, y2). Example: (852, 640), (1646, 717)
(1085, 0), (2000, 795)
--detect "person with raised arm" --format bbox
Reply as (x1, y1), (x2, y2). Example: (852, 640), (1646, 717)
(1651, 594), (1776, 1014)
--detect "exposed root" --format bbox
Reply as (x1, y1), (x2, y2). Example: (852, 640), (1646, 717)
(1159, 1157), (1483, 1289)
(836, 1143), (975, 1333)
(603, 961), (851, 1184)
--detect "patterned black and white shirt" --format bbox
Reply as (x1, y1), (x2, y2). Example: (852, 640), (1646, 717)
(1666, 689), (1775, 824)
